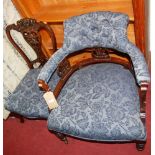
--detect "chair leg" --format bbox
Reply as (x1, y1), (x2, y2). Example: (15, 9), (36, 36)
(53, 131), (68, 144)
(19, 116), (24, 123)
(136, 141), (146, 151)
(11, 113), (25, 123)
(16, 115), (24, 123)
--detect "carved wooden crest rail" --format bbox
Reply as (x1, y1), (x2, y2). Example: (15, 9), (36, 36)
(92, 47), (110, 59)
(6, 18), (57, 69)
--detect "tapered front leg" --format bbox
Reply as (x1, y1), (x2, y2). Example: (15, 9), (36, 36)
(52, 131), (68, 144)
(136, 141), (146, 151)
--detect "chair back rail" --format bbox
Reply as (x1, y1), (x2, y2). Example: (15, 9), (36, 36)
(6, 18), (57, 69)
(38, 47), (148, 128)
(51, 47), (134, 98)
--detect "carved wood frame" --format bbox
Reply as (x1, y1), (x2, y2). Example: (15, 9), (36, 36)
(38, 47), (149, 149)
(5, 18), (57, 69)
(38, 47), (148, 126)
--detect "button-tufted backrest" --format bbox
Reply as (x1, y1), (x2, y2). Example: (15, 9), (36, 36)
(38, 11), (150, 85)
(63, 11), (129, 52)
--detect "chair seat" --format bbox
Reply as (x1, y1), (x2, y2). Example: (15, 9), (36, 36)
(48, 63), (146, 141)
(5, 68), (60, 119)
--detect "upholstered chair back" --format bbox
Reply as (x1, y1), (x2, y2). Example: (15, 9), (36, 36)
(38, 12), (150, 85)
(63, 12), (128, 52)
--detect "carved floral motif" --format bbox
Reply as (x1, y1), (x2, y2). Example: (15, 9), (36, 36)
(92, 48), (110, 59)
(57, 59), (71, 77)
(6, 18), (56, 68)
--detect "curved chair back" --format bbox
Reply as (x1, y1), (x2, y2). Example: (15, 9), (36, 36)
(6, 18), (57, 69)
(38, 12), (150, 86)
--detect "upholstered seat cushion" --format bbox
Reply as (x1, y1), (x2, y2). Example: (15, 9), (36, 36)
(48, 63), (146, 141)
(5, 68), (60, 119)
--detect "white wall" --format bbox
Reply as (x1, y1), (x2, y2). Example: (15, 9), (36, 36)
(3, 0), (36, 119)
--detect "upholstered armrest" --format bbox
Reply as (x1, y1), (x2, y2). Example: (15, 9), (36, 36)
(37, 12), (150, 90)
(37, 48), (67, 90)
(124, 42), (150, 85)
(37, 45), (150, 91)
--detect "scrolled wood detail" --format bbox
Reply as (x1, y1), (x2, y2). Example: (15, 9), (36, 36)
(92, 47), (110, 59)
(38, 48), (134, 97)
(6, 18), (57, 69)
(57, 58), (71, 77)
(53, 56), (131, 98)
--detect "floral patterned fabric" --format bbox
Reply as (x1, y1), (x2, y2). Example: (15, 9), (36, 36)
(5, 68), (60, 119)
(48, 63), (146, 141)
(38, 11), (150, 85)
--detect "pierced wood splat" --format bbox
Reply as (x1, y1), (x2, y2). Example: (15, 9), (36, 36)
(6, 18), (57, 69)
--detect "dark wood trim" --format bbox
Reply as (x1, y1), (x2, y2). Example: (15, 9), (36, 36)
(136, 141), (146, 151)
(53, 57), (132, 98)
(6, 23), (33, 69)
(39, 21), (57, 52)
(38, 47), (148, 129)
(5, 18), (57, 69)
(92, 47), (110, 59)
(139, 81), (149, 125)
(57, 58), (71, 77)
(51, 131), (68, 144)
(38, 47), (133, 96)
(38, 80), (51, 92)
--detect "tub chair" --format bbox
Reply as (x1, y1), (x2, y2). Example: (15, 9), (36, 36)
(38, 12), (150, 150)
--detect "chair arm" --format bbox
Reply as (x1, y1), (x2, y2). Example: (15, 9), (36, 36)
(38, 80), (50, 92)
(37, 48), (67, 90)
(125, 42), (150, 85)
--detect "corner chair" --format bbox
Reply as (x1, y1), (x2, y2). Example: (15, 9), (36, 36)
(37, 12), (150, 150)
(5, 18), (58, 120)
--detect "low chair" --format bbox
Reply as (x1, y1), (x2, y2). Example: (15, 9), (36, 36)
(38, 12), (150, 150)
(5, 18), (59, 119)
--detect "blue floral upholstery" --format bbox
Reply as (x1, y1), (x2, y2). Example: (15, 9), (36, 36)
(38, 11), (150, 85)
(5, 68), (60, 119)
(47, 63), (146, 141)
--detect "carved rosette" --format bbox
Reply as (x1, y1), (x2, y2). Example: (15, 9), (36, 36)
(57, 58), (71, 77)
(6, 18), (57, 69)
(16, 18), (45, 62)
(92, 48), (110, 59)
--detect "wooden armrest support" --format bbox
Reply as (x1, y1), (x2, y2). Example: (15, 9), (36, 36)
(38, 79), (50, 92)
(139, 81), (149, 124)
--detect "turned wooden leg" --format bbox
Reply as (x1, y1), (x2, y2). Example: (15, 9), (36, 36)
(11, 113), (25, 123)
(20, 117), (24, 123)
(16, 115), (24, 123)
(136, 141), (146, 151)
(53, 131), (68, 144)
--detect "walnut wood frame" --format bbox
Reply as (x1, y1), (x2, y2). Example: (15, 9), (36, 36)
(38, 47), (149, 150)
(6, 18), (57, 69)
